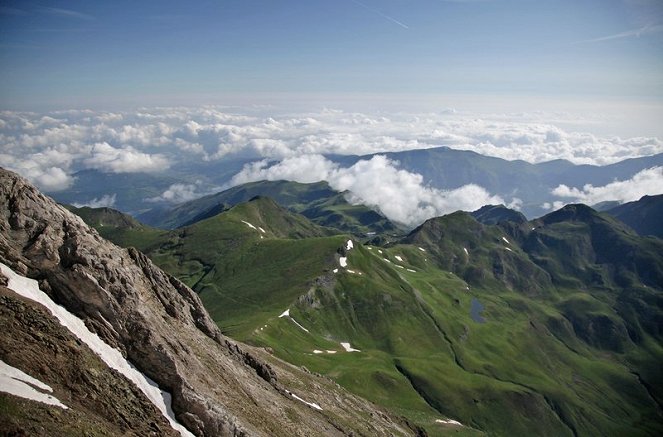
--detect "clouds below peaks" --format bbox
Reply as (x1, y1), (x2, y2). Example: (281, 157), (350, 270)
(1, 107), (661, 193)
(550, 166), (663, 206)
(230, 155), (508, 226)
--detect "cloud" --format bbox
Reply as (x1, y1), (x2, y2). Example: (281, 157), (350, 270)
(148, 183), (206, 204)
(576, 23), (663, 44)
(550, 166), (663, 205)
(230, 154), (507, 226)
(84, 142), (170, 173)
(72, 194), (117, 208)
(1, 106), (661, 199)
(42, 7), (94, 20)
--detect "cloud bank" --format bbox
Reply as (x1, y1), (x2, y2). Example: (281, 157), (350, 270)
(230, 154), (508, 226)
(550, 166), (663, 206)
(1, 107), (661, 196)
(72, 194), (117, 208)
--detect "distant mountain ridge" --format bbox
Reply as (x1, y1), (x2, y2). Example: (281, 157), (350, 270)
(603, 194), (663, 238)
(45, 147), (663, 222)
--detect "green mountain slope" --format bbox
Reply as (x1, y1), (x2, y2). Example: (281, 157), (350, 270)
(138, 180), (402, 235)
(72, 199), (663, 436)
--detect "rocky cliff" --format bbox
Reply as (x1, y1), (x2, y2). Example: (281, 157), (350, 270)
(0, 168), (415, 436)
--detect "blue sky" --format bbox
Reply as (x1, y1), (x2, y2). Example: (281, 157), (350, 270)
(1, 0), (662, 110)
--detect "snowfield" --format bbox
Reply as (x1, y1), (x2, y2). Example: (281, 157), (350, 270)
(0, 262), (195, 437)
(0, 359), (68, 409)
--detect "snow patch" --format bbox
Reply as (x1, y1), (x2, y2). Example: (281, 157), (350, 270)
(0, 359), (68, 409)
(436, 418), (463, 426)
(395, 265), (404, 269)
(326, 350), (337, 354)
(346, 239), (354, 251)
(258, 226), (266, 233)
(378, 249), (383, 254)
(395, 255), (403, 262)
(367, 247), (373, 251)
(418, 247), (426, 252)
(407, 268), (416, 273)
(339, 257), (348, 267)
(241, 220), (257, 230)
(502, 236), (510, 244)
(340, 342), (361, 352)
(346, 269), (356, 274)
(505, 247), (513, 252)
(383, 258), (391, 263)
(333, 268), (338, 273)
(313, 350), (324, 354)
(0, 262), (195, 437)
(278, 308), (309, 333)
(463, 247), (469, 256)
(286, 390), (323, 411)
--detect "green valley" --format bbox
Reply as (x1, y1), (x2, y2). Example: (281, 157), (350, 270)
(71, 192), (663, 436)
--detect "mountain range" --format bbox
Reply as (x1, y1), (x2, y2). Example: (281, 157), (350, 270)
(54, 174), (663, 436)
(46, 147), (663, 220)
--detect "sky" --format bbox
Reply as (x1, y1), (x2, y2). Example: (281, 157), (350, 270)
(1, 1), (662, 224)
(1, 0), (662, 111)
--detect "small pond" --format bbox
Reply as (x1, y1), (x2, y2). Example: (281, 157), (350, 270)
(470, 298), (486, 323)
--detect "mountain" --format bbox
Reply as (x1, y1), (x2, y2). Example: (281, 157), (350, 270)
(331, 147), (663, 217)
(0, 168), (416, 436)
(73, 191), (663, 435)
(470, 204), (527, 225)
(602, 194), (663, 238)
(138, 180), (401, 235)
(45, 148), (662, 224)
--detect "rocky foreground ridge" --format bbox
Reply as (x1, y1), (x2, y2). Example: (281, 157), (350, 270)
(0, 167), (417, 436)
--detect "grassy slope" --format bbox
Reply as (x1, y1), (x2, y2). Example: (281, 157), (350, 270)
(72, 201), (663, 436)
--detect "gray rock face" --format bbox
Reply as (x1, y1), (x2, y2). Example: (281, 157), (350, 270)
(0, 168), (414, 436)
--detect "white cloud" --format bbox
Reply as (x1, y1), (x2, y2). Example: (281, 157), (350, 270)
(551, 167), (663, 205)
(72, 194), (116, 208)
(1, 106), (661, 200)
(230, 154), (506, 226)
(148, 183), (205, 204)
(84, 142), (169, 173)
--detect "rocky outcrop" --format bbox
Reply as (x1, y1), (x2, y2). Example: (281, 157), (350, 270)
(0, 168), (413, 436)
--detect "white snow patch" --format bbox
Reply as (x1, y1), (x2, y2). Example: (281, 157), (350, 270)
(340, 342), (361, 352)
(531, 227), (536, 231)
(395, 255), (403, 262)
(333, 268), (338, 273)
(0, 359), (68, 409)
(378, 249), (383, 254)
(436, 418), (463, 426)
(367, 247), (373, 251)
(463, 247), (469, 256)
(339, 257), (348, 267)
(326, 350), (337, 354)
(383, 258), (391, 263)
(407, 268), (416, 273)
(505, 247), (513, 252)
(258, 226), (266, 233)
(395, 265), (404, 269)
(346, 269), (356, 274)
(313, 350), (324, 354)
(286, 390), (323, 411)
(346, 239), (354, 251)
(418, 247), (426, 252)
(278, 308), (310, 333)
(502, 236), (510, 244)
(0, 262), (195, 437)
(241, 220), (257, 230)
